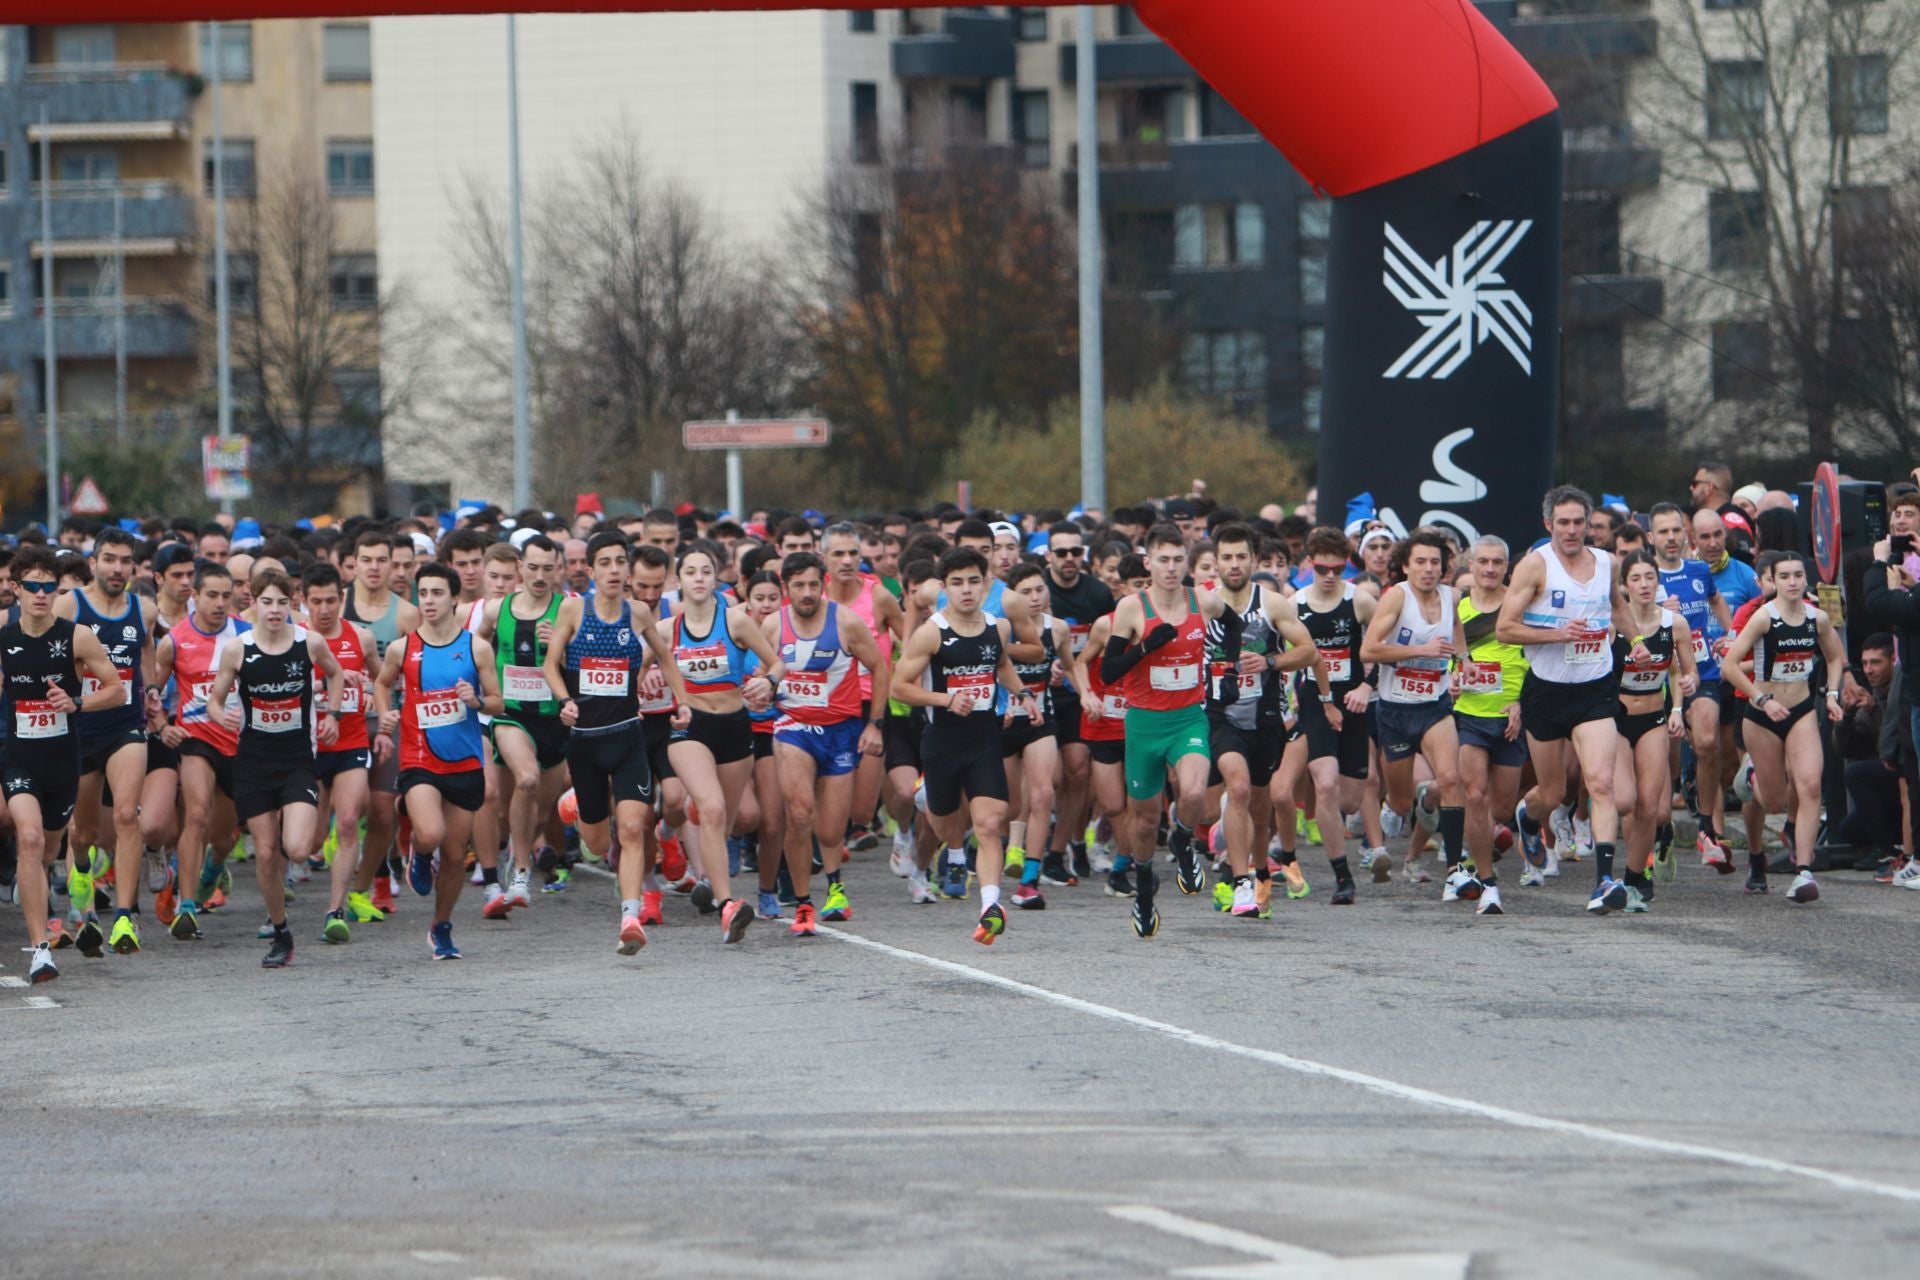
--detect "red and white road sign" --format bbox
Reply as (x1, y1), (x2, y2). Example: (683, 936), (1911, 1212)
(682, 418), (831, 450)
(70, 476), (110, 516)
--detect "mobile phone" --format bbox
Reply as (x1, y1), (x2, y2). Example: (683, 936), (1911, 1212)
(1892, 534), (1913, 558)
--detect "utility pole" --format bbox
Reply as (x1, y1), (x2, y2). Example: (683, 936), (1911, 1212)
(212, 19), (234, 515)
(40, 108), (60, 530)
(1075, 6), (1106, 515)
(507, 14), (533, 511)
(114, 183), (127, 443)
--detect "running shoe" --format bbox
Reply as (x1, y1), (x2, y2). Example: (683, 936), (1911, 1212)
(1170, 824), (1203, 895)
(1104, 868), (1136, 898)
(617, 914), (647, 955)
(721, 897), (754, 943)
(1254, 877), (1273, 918)
(756, 891), (783, 921)
(1476, 885), (1504, 916)
(144, 847), (173, 895)
(1330, 882), (1356, 906)
(1891, 858), (1920, 890)
(1302, 814), (1323, 847)
(1519, 865), (1546, 888)
(467, 861), (485, 886)
(847, 825), (879, 852)
(1744, 871), (1769, 895)
(29, 944), (58, 984)
(322, 910), (351, 944)
(1572, 816), (1594, 862)
(346, 891), (386, 924)
(262, 931), (294, 969)
(1230, 879), (1259, 918)
(217, 864), (233, 894)
(1786, 869), (1820, 904)
(258, 919), (279, 939)
(690, 880), (718, 915)
(1071, 843), (1092, 882)
(49, 914), (74, 949)
(74, 914), (106, 958)
(1004, 846), (1026, 879)
(658, 837), (689, 885)
(1542, 846), (1561, 879)
(1653, 842), (1677, 885)
(940, 860), (970, 900)
(1624, 885), (1650, 914)
(1361, 847), (1393, 884)
(505, 871), (533, 910)
(638, 890), (664, 926)
(1012, 883), (1045, 910)
(1039, 851), (1074, 887)
(973, 902), (1006, 946)
(1587, 876), (1628, 915)
(169, 903), (201, 941)
(109, 913), (140, 954)
(66, 862), (94, 919)
(1090, 842), (1115, 874)
(289, 857), (312, 884)
(1211, 880), (1233, 913)
(821, 882), (852, 922)
(1549, 805), (1575, 853)
(1403, 854), (1432, 885)
(481, 884), (511, 920)
(908, 873), (937, 904)
(407, 851), (435, 897)
(725, 836), (745, 878)
(370, 877), (397, 915)
(1515, 801), (1547, 868)
(1441, 867), (1482, 903)
(430, 920), (461, 959)
(1130, 880), (1160, 940)
(542, 867), (572, 894)
(889, 832), (913, 878)
(154, 884), (176, 926)
(1379, 804), (1408, 840)
(1281, 863), (1309, 899)
(1698, 831), (1733, 874)
(535, 843), (563, 876)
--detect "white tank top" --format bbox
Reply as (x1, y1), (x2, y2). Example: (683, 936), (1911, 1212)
(1521, 546), (1614, 683)
(1379, 584), (1454, 705)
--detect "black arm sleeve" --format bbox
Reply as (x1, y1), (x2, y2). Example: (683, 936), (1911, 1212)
(1216, 605), (1245, 663)
(1102, 634), (1148, 684)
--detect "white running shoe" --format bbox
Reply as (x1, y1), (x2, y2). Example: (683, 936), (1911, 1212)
(1543, 846), (1561, 878)
(1441, 866), (1478, 902)
(1360, 847), (1392, 883)
(1519, 865), (1546, 888)
(1549, 805), (1575, 854)
(1572, 816), (1594, 861)
(1893, 860), (1920, 890)
(144, 846), (172, 894)
(1476, 884), (1504, 915)
(889, 831), (913, 878)
(506, 870), (533, 909)
(1787, 869), (1820, 904)
(1344, 811), (1364, 838)
(1380, 805), (1409, 840)
(1090, 842), (1115, 874)
(908, 872), (937, 904)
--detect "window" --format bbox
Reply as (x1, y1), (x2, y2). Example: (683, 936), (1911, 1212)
(0, 145), (7, 194)
(53, 26), (116, 65)
(323, 22), (372, 82)
(1301, 325), (1324, 432)
(60, 260), (102, 302)
(1199, 85), (1254, 138)
(852, 82), (880, 165)
(1298, 198), (1330, 306)
(1015, 8), (1049, 42)
(198, 22), (253, 82)
(1563, 194), (1621, 276)
(848, 11), (875, 33)
(327, 138), (375, 196)
(1703, 0), (1756, 9)
(1015, 90), (1050, 168)
(1711, 321), (1771, 401)
(1829, 54), (1889, 136)
(334, 368), (381, 420)
(202, 138), (255, 196)
(1182, 330), (1268, 404)
(1174, 202), (1264, 267)
(0, 266), (11, 317)
(56, 147), (119, 184)
(1707, 190), (1767, 271)
(329, 254), (378, 310)
(207, 253), (258, 314)
(1707, 60), (1765, 140)
(1834, 185), (1892, 280)
(899, 8), (931, 36)
(947, 85), (988, 143)
(852, 213), (884, 295)
(1831, 316), (1894, 407)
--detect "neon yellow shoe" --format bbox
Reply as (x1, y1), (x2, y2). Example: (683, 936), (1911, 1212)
(109, 913), (141, 954)
(66, 861), (95, 914)
(1304, 817), (1322, 846)
(1212, 880), (1233, 912)
(322, 910), (351, 944)
(346, 891), (386, 923)
(1004, 845), (1026, 878)
(321, 822), (340, 867)
(821, 882), (852, 922)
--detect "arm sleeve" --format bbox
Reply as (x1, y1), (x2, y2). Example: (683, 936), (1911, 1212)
(1101, 634), (1148, 684)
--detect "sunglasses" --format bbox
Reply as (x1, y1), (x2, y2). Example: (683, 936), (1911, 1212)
(1311, 563), (1346, 575)
(18, 580), (60, 595)
(1052, 547), (1085, 558)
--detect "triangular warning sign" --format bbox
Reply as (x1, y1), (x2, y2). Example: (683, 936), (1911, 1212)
(71, 476), (110, 516)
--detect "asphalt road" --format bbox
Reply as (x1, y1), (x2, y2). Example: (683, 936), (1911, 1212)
(5, 834), (1919, 1279)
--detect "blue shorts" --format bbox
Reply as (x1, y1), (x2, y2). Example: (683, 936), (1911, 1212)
(773, 716), (863, 777)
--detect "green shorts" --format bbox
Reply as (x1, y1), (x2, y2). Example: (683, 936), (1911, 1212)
(1124, 704), (1210, 800)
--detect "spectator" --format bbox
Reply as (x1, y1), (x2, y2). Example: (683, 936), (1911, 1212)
(1835, 635), (1900, 861)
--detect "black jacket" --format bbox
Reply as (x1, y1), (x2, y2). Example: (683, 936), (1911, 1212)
(1862, 560), (1920, 676)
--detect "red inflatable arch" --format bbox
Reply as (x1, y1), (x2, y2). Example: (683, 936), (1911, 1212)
(44, 2), (1565, 548)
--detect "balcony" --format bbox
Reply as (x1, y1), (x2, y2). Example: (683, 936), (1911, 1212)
(29, 182), (194, 247)
(1564, 273), (1664, 325)
(1059, 36), (1191, 84)
(1508, 13), (1656, 60)
(893, 11), (1015, 81)
(1067, 134), (1296, 208)
(23, 64), (193, 140)
(39, 298), (198, 360)
(1564, 138), (1660, 192)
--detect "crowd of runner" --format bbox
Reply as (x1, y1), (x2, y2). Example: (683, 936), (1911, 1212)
(5, 460), (1919, 983)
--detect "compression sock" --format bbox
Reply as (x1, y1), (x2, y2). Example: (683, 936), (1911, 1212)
(1518, 804), (1542, 837)
(481, 866), (498, 886)
(1593, 842), (1616, 882)
(1438, 806), (1465, 869)
(1329, 855), (1354, 888)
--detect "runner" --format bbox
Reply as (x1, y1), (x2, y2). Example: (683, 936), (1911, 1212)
(1362, 530), (1492, 911)
(372, 562), (504, 959)
(883, 556), (943, 902)
(208, 569), (346, 967)
(660, 540), (785, 943)
(345, 531), (421, 916)
(737, 571), (789, 920)
(1720, 551), (1852, 903)
(629, 543), (692, 915)
(1647, 503), (1735, 870)
(890, 545), (1045, 945)
(1498, 487), (1630, 916)
(300, 563), (380, 940)
(56, 527), (155, 953)
(152, 564), (249, 940)
(544, 531), (687, 954)
(1002, 562), (1076, 909)
(1041, 520), (1115, 885)
(1452, 536), (1533, 886)
(3, 546), (128, 982)
(143, 542), (196, 923)
(765, 551), (890, 934)
(1075, 554), (1150, 899)
(481, 534), (569, 918)
(1101, 523), (1243, 937)
(820, 523), (905, 858)
(1613, 551), (1697, 912)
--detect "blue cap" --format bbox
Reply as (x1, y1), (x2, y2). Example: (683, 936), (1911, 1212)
(118, 518), (142, 533)
(1601, 493), (1629, 513)
(293, 518), (314, 532)
(1345, 491), (1376, 526)
(803, 508), (824, 527)
(1026, 531), (1050, 554)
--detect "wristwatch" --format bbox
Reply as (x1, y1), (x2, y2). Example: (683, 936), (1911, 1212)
(1753, 692), (1773, 708)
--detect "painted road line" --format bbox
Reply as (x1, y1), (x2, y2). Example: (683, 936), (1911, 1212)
(1108, 1204), (1469, 1279)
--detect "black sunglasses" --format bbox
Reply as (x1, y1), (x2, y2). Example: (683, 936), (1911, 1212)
(18, 580), (60, 595)
(1311, 563), (1345, 575)
(1052, 546), (1085, 557)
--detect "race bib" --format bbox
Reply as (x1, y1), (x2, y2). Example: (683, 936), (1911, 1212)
(14, 699), (67, 739)
(1388, 664), (1446, 701)
(1068, 623), (1091, 656)
(1620, 660), (1669, 694)
(1460, 660), (1502, 694)
(781, 671), (829, 709)
(503, 664), (551, 703)
(945, 671), (996, 712)
(1565, 626), (1608, 665)
(1772, 655), (1813, 683)
(82, 667), (133, 705)
(1320, 647), (1351, 682)
(637, 684), (675, 715)
(415, 688), (467, 730)
(1209, 661), (1261, 699)
(249, 695), (303, 734)
(1691, 633), (1710, 665)
(338, 684), (363, 715)
(678, 644), (731, 683)
(1149, 662), (1199, 692)
(578, 657), (631, 698)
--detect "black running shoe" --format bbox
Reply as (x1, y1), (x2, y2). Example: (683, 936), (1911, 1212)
(1170, 826), (1203, 895)
(1040, 852), (1075, 886)
(1070, 842), (1092, 882)
(1330, 883), (1356, 906)
(75, 914), (106, 958)
(262, 931), (294, 968)
(690, 881), (717, 914)
(1104, 869), (1136, 897)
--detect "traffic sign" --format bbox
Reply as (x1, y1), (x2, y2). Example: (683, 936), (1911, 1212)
(682, 418), (831, 450)
(1811, 460), (1841, 584)
(70, 476), (110, 516)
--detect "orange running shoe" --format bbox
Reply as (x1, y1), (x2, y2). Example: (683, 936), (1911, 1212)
(155, 885), (177, 927)
(789, 901), (818, 937)
(638, 890), (664, 927)
(616, 914), (647, 955)
(205, 887), (227, 911)
(48, 918), (72, 950)
(370, 877), (396, 915)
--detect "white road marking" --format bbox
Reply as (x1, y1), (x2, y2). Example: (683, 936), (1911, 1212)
(408, 1250), (464, 1265)
(1107, 1205), (1470, 1278)
(820, 925), (1920, 1206)
(0, 975), (27, 987)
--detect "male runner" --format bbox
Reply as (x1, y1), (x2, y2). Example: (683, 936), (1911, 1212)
(346, 531), (420, 914)
(765, 551), (890, 934)
(821, 523), (904, 854)
(1002, 562), (1075, 907)
(1648, 502), (1735, 868)
(481, 533), (569, 917)
(144, 543), (195, 919)
(4, 546), (127, 981)
(1042, 520), (1115, 884)
(892, 546), (1043, 946)
(1453, 536), (1532, 885)
(301, 564), (380, 937)
(1498, 487), (1630, 915)
(1101, 523), (1243, 937)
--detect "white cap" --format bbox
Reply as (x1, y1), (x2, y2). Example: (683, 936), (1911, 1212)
(989, 521), (1021, 544)
(509, 526), (540, 551)
(409, 531), (436, 558)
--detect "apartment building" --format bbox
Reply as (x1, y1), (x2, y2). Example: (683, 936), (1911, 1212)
(0, 19), (378, 518)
